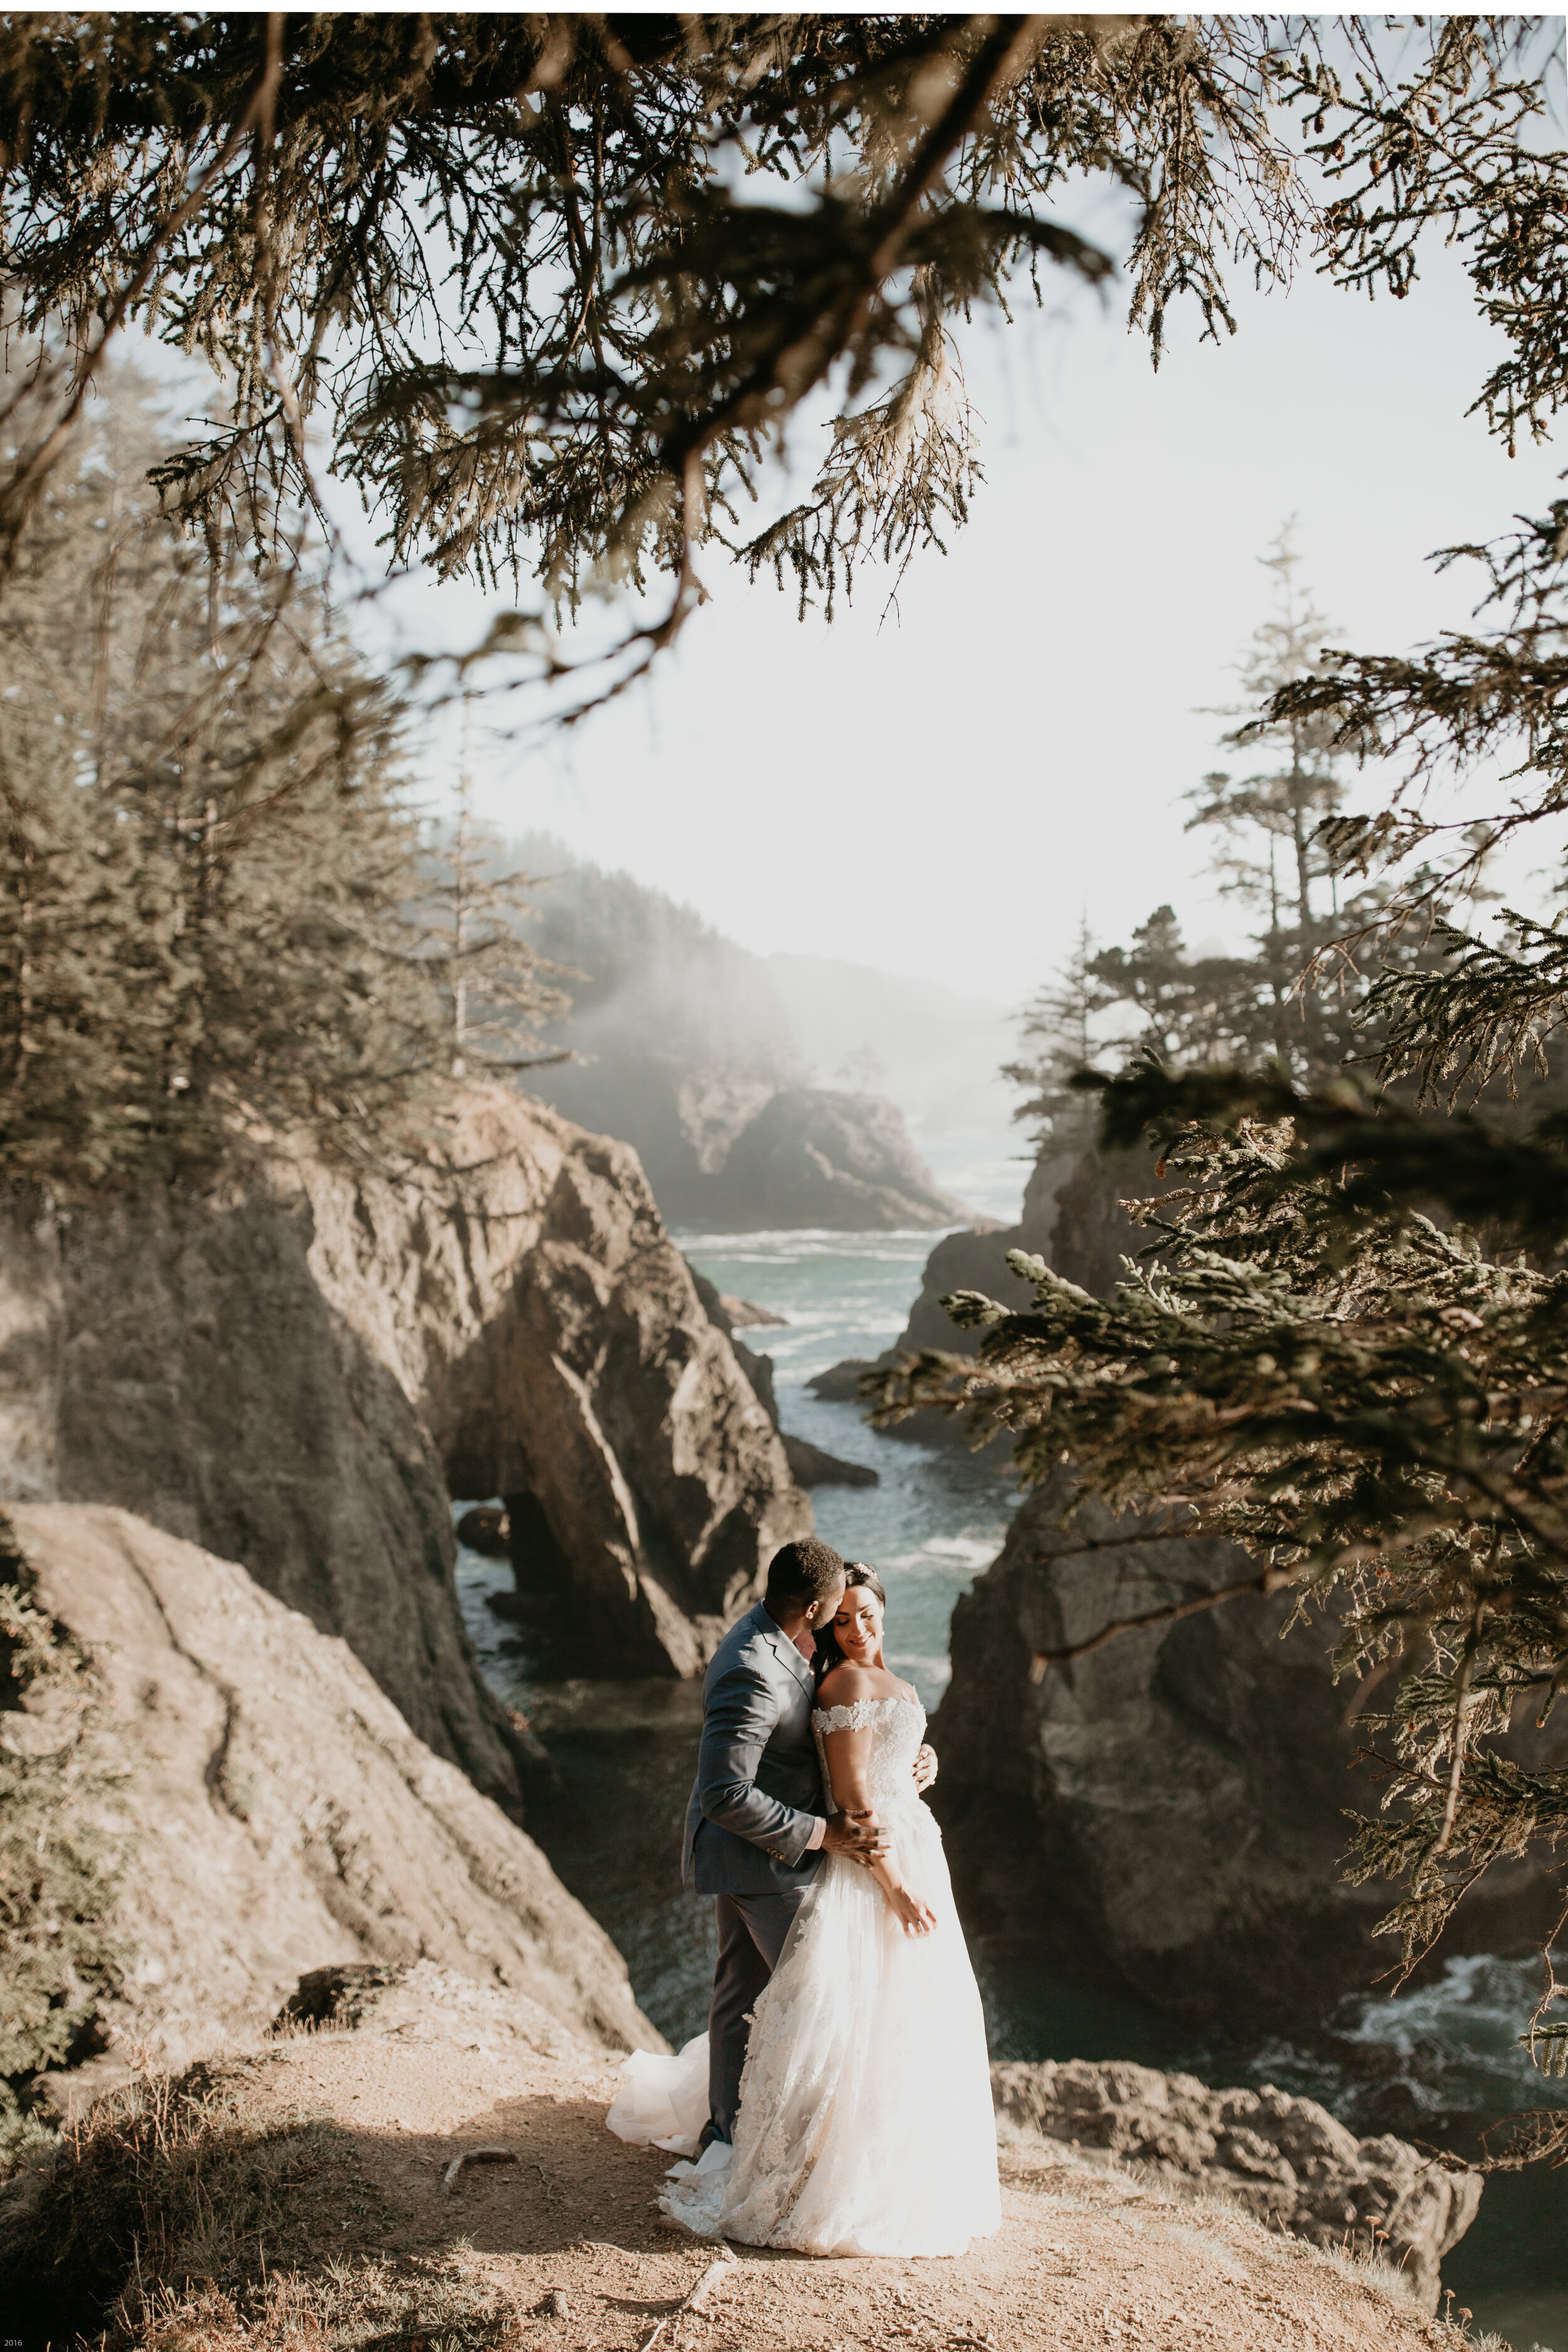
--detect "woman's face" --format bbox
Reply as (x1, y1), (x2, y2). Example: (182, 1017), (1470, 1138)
(830, 1584), (884, 1666)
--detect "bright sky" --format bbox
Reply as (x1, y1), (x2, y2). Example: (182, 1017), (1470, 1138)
(337, 151), (1565, 1015)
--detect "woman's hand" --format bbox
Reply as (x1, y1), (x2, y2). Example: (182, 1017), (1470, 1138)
(884, 1883), (939, 1937)
(912, 1743), (938, 1793)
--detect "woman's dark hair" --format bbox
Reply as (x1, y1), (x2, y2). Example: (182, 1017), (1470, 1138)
(813, 1563), (886, 1687)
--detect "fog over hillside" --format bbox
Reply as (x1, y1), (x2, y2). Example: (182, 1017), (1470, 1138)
(765, 955), (1023, 1223)
(509, 837), (1020, 1226)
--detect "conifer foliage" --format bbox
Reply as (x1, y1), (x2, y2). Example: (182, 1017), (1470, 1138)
(0, 17), (1560, 692)
(0, 381), (555, 1192)
(883, 501), (1568, 2135)
(423, 697), (566, 1084)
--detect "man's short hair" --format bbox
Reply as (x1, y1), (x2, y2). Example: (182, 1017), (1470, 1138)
(764, 1537), (845, 1613)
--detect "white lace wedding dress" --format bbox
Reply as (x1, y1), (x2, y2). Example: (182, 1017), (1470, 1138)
(607, 1695), (1000, 2257)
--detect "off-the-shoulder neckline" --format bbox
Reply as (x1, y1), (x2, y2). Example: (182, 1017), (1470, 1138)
(812, 1689), (921, 1717)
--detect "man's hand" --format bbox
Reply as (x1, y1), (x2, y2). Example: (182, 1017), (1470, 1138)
(822, 1811), (890, 1867)
(913, 1743), (938, 1794)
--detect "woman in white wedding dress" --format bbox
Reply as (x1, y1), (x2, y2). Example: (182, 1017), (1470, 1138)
(608, 1567), (1000, 2258)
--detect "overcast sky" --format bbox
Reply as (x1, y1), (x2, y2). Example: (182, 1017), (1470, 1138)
(341, 156), (1566, 1015)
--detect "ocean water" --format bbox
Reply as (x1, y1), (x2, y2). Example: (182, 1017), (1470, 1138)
(682, 1226), (1017, 1704)
(453, 1226), (1568, 2348)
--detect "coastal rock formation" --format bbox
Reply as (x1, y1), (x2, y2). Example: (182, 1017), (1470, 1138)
(5, 1503), (661, 2094)
(305, 1090), (812, 1676)
(542, 1066), (970, 1234)
(892, 1143), (1090, 1355)
(931, 1476), (1568, 2018)
(512, 838), (805, 1221)
(0, 1089), (809, 1810)
(1045, 1144), (1166, 1300)
(990, 2059), (1481, 2312)
(512, 841), (975, 1231)
(0, 1170), (524, 1806)
(807, 1147), (1080, 1431)
(689, 1269), (876, 1491)
(706, 1088), (969, 1231)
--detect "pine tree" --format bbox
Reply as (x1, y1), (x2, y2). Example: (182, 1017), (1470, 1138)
(879, 494), (1568, 2150)
(1008, 539), (1482, 1147)
(0, 375), (560, 1192)
(1186, 529), (1354, 1073)
(421, 694), (566, 1084)
(1005, 914), (1108, 1153)
(0, 17), (1558, 701)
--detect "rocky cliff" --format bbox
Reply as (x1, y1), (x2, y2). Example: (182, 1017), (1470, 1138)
(3, 1503), (660, 2112)
(513, 841), (972, 1230)
(539, 1061), (968, 1232)
(991, 2059), (1480, 2314)
(0, 1089), (809, 1808)
(687, 1268), (876, 1490)
(303, 1089), (812, 1676)
(931, 1475), (1568, 2021)
(706, 1088), (968, 1231)
(0, 1168), (526, 1804)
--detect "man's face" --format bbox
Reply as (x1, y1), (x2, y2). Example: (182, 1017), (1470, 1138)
(807, 1574), (847, 1628)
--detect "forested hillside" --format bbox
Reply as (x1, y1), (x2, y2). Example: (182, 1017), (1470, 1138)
(497, 835), (971, 1229)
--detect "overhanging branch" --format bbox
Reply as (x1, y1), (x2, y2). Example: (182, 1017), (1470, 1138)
(1029, 1563), (1299, 1681)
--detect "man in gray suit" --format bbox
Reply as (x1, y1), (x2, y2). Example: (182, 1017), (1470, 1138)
(683, 1536), (909, 2149)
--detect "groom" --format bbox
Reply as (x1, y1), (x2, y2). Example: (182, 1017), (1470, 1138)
(682, 1536), (931, 2151)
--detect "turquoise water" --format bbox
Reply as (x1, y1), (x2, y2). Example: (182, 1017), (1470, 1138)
(682, 1227), (1015, 1703)
(452, 1227), (1567, 2348)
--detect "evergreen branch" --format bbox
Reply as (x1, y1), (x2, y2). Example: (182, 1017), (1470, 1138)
(0, 12), (287, 566)
(0, 15), (1552, 660)
(1028, 1561), (1300, 1680)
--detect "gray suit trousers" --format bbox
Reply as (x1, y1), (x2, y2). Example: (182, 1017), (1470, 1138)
(708, 1890), (803, 2143)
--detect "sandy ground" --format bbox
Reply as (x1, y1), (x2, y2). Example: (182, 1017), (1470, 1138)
(155, 1968), (1458, 2352)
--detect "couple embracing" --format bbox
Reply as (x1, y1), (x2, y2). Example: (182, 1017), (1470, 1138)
(608, 1537), (999, 2257)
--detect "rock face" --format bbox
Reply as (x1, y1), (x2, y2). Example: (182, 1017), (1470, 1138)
(513, 837), (805, 1221)
(689, 1268), (876, 1491)
(990, 2059), (1481, 2313)
(0, 1089), (810, 1809)
(884, 1143), (1147, 1355)
(5, 1503), (662, 2085)
(707, 1089), (969, 1231)
(1045, 1144), (1166, 1300)
(807, 1147), (1079, 1435)
(0, 1170), (525, 1808)
(512, 840), (973, 1231)
(305, 1091), (812, 1677)
(931, 1475), (1568, 2018)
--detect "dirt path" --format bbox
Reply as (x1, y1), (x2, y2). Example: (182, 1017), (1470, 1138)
(74, 1966), (1463, 2352)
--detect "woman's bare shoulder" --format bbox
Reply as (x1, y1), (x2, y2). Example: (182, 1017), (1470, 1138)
(815, 1662), (882, 1710)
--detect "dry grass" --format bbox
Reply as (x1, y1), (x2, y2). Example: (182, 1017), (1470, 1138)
(110, 2249), (526, 2352)
(3, 2058), (387, 2344)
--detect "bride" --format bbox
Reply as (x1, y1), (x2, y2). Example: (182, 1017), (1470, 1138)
(609, 1565), (1000, 2258)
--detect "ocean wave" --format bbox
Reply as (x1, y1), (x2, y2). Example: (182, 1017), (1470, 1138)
(1338, 1953), (1568, 2108)
(879, 1533), (1003, 1575)
(676, 1228), (958, 1259)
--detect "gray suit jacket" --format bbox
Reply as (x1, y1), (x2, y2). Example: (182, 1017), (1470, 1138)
(682, 1601), (826, 1897)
